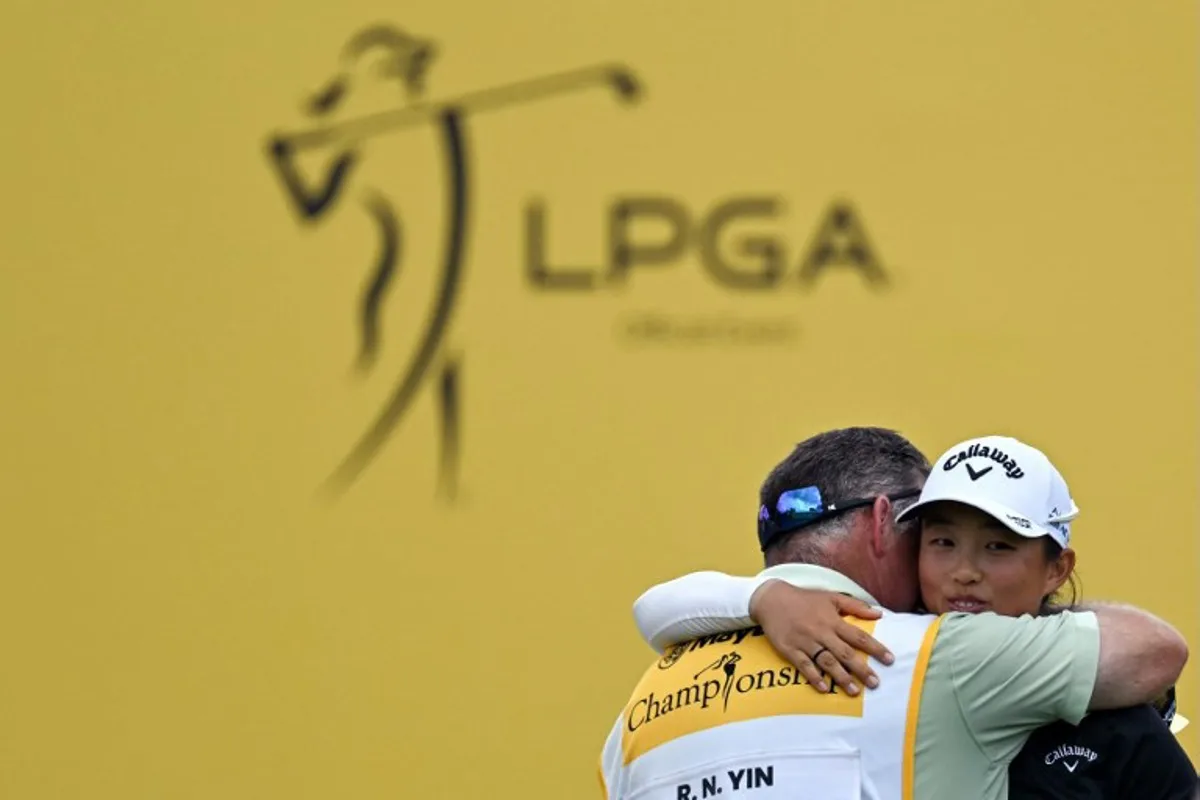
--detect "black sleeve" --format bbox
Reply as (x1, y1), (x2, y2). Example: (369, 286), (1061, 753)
(1115, 706), (1198, 800)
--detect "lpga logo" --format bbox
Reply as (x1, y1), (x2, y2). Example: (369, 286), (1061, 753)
(263, 23), (641, 502)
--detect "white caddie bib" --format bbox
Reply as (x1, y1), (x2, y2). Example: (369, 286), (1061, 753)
(599, 612), (942, 800)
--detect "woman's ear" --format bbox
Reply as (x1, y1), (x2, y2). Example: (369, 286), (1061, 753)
(1044, 546), (1077, 597)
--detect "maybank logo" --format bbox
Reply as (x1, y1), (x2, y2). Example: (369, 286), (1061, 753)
(621, 625), (870, 763)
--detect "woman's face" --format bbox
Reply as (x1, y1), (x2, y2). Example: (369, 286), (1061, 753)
(918, 501), (1073, 617)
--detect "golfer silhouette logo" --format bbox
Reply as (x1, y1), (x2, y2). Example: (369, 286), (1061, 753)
(265, 24), (641, 501)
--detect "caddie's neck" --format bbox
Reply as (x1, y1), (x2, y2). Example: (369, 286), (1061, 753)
(828, 500), (921, 613)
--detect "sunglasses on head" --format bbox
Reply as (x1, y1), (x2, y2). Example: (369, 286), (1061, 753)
(757, 485), (922, 551)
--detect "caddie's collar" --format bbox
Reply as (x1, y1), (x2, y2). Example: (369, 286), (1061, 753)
(755, 564), (880, 606)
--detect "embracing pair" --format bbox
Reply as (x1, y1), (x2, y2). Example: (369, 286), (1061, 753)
(599, 428), (1196, 800)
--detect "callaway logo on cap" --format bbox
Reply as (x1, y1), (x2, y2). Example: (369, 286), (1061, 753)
(896, 435), (1079, 548)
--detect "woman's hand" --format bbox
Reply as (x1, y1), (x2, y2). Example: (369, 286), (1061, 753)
(749, 579), (895, 695)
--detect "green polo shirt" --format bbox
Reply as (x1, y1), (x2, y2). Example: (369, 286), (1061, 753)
(757, 564), (1101, 800)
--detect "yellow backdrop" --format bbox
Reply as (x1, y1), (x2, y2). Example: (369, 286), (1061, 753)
(1, 2), (1195, 797)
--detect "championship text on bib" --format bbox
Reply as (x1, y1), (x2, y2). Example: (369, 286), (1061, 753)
(621, 623), (875, 763)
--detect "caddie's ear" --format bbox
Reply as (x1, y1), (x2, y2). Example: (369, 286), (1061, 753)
(869, 495), (893, 557)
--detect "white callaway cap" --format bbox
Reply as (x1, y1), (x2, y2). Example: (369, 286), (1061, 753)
(896, 435), (1079, 548)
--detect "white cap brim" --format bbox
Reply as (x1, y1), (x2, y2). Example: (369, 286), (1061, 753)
(896, 492), (1065, 546)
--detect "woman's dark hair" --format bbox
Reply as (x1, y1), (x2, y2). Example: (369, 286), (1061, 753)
(1040, 537), (1081, 613)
